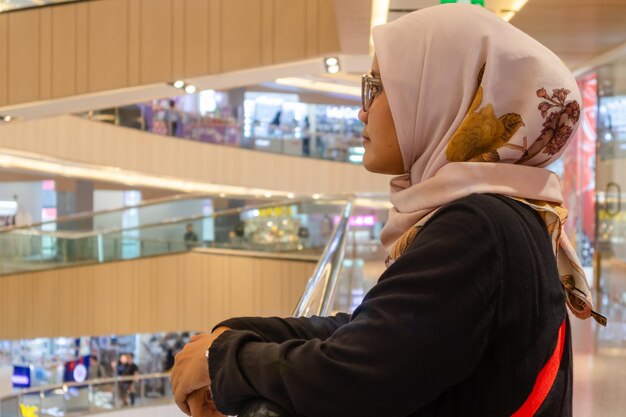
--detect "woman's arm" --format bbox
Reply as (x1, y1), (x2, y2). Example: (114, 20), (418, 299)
(209, 197), (503, 417)
(212, 313), (351, 343)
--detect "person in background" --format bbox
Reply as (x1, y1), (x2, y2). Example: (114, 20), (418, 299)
(123, 353), (140, 406)
(165, 99), (183, 137)
(115, 353), (129, 406)
(184, 223), (199, 250)
(88, 355), (107, 380)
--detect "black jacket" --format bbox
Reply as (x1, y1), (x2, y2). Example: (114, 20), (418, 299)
(208, 194), (572, 417)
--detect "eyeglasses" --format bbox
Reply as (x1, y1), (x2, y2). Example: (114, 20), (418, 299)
(361, 73), (384, 112)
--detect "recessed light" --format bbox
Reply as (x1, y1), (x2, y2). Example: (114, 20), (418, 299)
(184, 84), (197, 94)
(173, 80), (185, 89)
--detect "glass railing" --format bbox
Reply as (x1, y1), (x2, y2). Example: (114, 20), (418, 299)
(0, 198), (350, 275)
(0, 372), (172, 417)
(0, 193), (223, 236)
(78, 101), (365, 165)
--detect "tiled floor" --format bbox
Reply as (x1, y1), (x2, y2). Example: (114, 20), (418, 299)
(572, 294), (626, 417)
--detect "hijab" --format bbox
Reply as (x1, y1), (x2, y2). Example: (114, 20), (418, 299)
(374, 4), (604, 325)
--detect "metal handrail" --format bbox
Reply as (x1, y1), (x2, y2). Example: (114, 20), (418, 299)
(293, 200), (353, 317)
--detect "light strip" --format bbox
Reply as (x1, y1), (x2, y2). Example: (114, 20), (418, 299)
(274, 78), (360, 97)
(0, 148), (296, 199)
(370, 0), (390, 53)
(500, 0), (529, 21)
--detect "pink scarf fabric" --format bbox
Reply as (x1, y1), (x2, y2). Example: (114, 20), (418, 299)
(373, 4), (603, 324)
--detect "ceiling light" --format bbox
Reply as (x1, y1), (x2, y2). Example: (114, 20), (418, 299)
(184, 84), (197, 94)
(264, 192), (273, 198)
(287, 193), (295, 199)
(312, 194), (321, 200)
(324, 57), (341, 74)
(2, 115), (12, 122)
(173, 80), (185, 89)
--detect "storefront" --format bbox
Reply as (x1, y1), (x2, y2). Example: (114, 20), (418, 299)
(565, 52), (626, 349)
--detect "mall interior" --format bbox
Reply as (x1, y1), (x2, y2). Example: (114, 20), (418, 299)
(0, 0), (624, 416)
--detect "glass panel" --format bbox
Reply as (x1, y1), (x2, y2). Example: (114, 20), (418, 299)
(0, 396), (20, 417)
(138, 376), (172, 408)
(90, 381), (116, 412)
(0, 199), (349, 275)
(77, 95), (365, 165)
(322, 203), (389, 315)
(19, 392), (42, 417)
(595, 55), (626, 351)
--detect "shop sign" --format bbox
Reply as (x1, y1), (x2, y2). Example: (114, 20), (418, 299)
(258, 206), (296, 218)
(19, 404), (38, 417)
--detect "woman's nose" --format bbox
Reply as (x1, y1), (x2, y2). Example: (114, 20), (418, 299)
(358, 108), (368, 124)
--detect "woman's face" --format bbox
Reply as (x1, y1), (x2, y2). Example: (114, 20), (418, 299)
(358, 56), (405, 175)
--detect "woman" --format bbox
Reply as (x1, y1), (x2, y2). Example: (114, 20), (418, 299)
(170, 4), (605, 417)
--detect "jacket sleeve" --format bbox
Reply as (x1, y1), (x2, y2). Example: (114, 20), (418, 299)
(209, 199), (503, 417)
(212, 314), (351, 343)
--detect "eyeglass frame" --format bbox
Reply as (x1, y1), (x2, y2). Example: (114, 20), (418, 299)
(361, 73), (384, 113)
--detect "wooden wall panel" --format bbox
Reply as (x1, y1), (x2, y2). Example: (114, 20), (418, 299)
(88, 0), (128, 92)
(140, 0), (173, 84)
(127, 0), (141, 86)
(75, 2), (88, 94)
(7, 10), (40, 104)
(39, 8), (52, 100)
(183, 0), (209, 78)
(221, 0), (262, 72)
(305, 0), (319, 57)
(207, 0), (221, 74)
(273, 0), (307, 63)
(0, 0), (342, 106)
(150, 256), (180, 332)
(260, 0), (274, 66)
(51, 5), (77, 98)
(172, 0), (185, 80)
(318, 0), (341, 54)
(31, 271), (58, 334)
(91, 264), (115, 335)
(0, 252), (316, 340)
(0, 14), (6, 106)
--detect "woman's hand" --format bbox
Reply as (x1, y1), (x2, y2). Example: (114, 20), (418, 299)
(170, 327), (231, 416)
(187, 388), (225, 417)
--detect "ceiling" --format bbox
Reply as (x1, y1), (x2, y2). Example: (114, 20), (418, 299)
(378, 0), (626, 71)
(511, 0), (626, 71)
